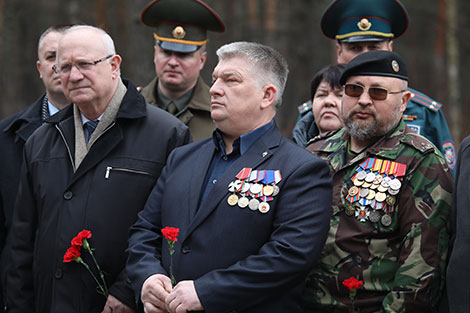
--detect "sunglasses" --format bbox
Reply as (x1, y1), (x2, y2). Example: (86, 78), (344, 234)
(344, 83), (406, 101)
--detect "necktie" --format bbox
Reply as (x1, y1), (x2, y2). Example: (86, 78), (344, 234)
(167, 101), (177, 115)
(83, 120), (99, 143)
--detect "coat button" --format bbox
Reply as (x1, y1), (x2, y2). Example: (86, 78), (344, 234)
(63, 191), (73, 200)
(55, 268), (63, 279)
(182, 246), (191, 254)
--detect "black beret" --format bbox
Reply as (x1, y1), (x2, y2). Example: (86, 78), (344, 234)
(340, 50), (408, 85)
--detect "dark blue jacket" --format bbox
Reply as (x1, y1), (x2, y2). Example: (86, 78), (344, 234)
(127, 124), (333, 313)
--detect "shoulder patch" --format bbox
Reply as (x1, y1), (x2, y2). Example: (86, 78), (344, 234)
(401, 133), (435, 154)
(408, 88), (442, 112)
(442, 141), (456, 170)
(297, 100), (313, 114)
(406, 124), (420, 135)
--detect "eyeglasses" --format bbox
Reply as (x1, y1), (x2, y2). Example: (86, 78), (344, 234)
(344, 83), (406, 101)
(53, 55), (114, 76)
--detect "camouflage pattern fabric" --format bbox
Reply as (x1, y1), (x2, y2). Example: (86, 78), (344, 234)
(303, 120), (453, 313)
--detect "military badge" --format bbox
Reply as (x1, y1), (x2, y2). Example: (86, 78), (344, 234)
(172, 26), (186, 39)
(357, 18), (372, 31)
(391, 60), (400, 72)
(442, 141), (456, 170)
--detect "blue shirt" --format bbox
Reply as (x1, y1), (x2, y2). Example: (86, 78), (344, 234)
(198, 120), (275, 207)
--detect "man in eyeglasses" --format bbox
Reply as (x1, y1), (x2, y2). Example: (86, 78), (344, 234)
(293, 0), (456, 175)
(139, 0), (225, 141)
(6, 25), (191, 313)
(0, 24), (72, 309)
(304, 50), (453, 312)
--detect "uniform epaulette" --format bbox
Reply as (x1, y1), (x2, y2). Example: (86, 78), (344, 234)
(401, 132), (436, 154)
(408, 88), (442, 112)
(297, 100), (313, 114)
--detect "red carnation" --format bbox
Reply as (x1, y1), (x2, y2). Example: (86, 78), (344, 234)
(342, 277), (363, 291)
(63, 245), (81, 263)
(77, 229), (92, 240)
(161, 227), (179, 242)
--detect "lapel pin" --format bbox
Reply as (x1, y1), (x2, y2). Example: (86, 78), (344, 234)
(262, 151), (268, 157)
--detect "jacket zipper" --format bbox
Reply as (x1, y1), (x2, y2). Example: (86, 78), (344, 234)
(105, 166), (153, 179)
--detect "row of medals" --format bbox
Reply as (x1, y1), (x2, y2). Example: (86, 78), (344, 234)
(227, 179), (279, 214)
(345, 169), (402, 227)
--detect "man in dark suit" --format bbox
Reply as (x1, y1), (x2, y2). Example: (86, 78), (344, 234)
(0, 24), (71, 308)
(126, 41), (333, 313)
(6, 25), (190, 313)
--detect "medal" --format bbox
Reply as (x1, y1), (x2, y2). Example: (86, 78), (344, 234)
(359, 188), (369, 198)
(272, 185), (280, 196)
(389, 178), (401, 191)
(355, 206), (370, 222)
(356, 171), (367, 181)
(386, 195), (396, 206)
(348, 186), (359, 197)
(241, 182), (251, 193)
(259, 202), (270, 213)
(250, 183), (262, 195)
(381, 214), (392, 226)
(389, 187), (400, 195)
(238, 196), (249, 208)
(249, 198), (260, 211)
(366, 189), (376, 200)
(365, 172), (375, 183)
(375, 192), (386, 202)
(227, 194), (239, 206)
(345, 205), (355, 216)
(353, 178), (363, 187)
(263, 185), (274, 196)
(377, 185), (388, 193)
(369, 210), (381, 223)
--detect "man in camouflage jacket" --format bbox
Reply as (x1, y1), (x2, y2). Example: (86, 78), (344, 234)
(304, 51), (453, 313)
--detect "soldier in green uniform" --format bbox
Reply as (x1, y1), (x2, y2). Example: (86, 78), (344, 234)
(304, 50), (453, 312)
(140, 0), (225, 141)
(293, 0), (456, 174)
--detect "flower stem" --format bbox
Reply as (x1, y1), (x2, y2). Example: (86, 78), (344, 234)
(87, 249), (109, 296)
(79, 260), (108, 299)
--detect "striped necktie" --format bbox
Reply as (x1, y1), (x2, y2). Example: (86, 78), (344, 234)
(83, 120), (99, 143)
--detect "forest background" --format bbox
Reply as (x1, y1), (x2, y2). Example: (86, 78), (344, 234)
(1, 0), (468, 146)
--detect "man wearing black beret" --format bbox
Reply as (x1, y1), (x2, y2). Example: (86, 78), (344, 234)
(304, 50), (453, 312)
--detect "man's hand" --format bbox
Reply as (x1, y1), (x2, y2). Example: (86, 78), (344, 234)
(166, 280), (203, 313)
(141, 274), (173, 313)
(101, 294), (135, 313)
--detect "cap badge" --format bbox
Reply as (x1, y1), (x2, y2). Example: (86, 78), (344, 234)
(357, 18), (372, 31)
(172, 26), (186, 39)
(391, 60), (400, 72)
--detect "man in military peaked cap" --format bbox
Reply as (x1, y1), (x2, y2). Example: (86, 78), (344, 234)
(293, 0), (456, 175)
(304, 50), (452, 312)
(140, 0), (225, 141)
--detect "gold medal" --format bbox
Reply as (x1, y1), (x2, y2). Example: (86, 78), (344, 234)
(375, 192), (386, 202)
(362, 182), (372, 188)
(353, 178), (363, 187)
(227, 194), (239, 206)
(366, 190), (376, 200)
(263, 185), (274, 196)
(348, 186), (359, 197)
(377, 185), (388, 193)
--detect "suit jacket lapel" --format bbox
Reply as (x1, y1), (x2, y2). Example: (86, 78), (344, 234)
(183, 126), (282, 241)
(187, 140), (216, 219)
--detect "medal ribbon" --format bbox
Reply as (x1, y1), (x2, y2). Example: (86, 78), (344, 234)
(236, 167), (252, 180)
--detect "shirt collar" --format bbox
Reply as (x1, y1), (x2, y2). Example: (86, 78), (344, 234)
(212, 120), (275, 156)
(48, 100), (60, 116)
(157, 85), (194, 113)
